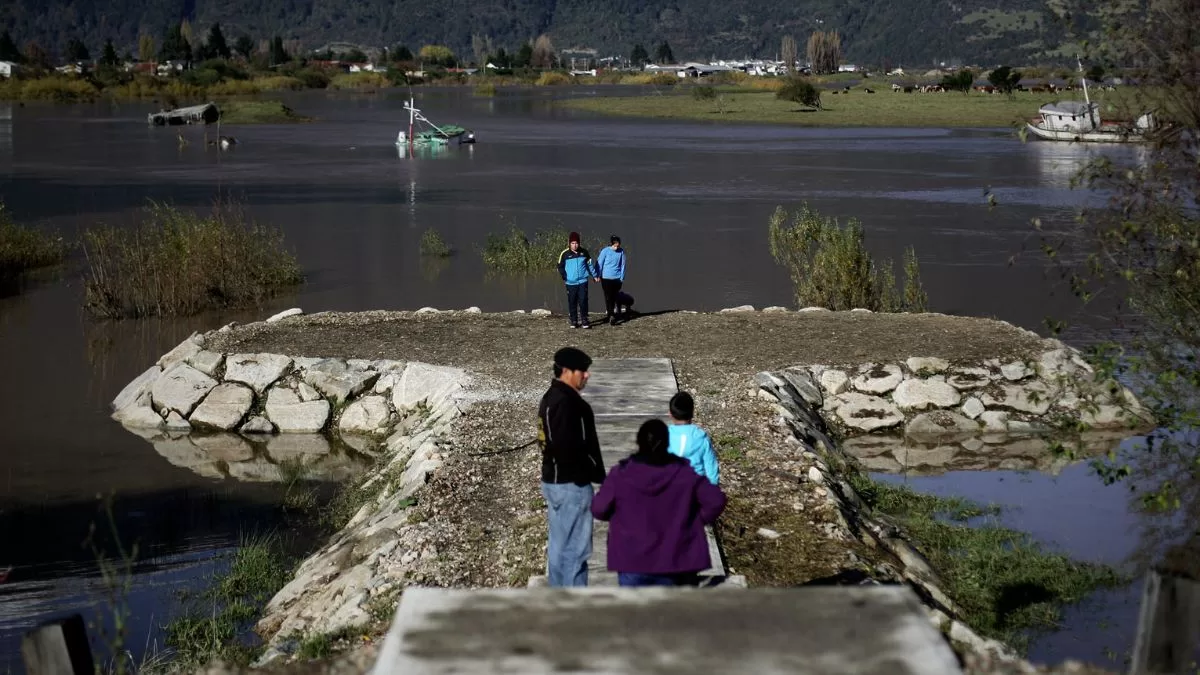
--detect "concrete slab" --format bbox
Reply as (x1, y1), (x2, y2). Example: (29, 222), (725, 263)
(371, 586), (963, 675)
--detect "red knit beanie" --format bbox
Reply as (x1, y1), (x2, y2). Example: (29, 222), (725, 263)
(568, 231), (580, 243)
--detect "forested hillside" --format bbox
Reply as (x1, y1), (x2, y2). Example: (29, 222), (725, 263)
(0, 0), (1072, 66)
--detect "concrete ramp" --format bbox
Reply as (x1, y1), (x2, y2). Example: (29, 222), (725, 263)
(531, 358), (727, 587)
(370, 586), (963, 674)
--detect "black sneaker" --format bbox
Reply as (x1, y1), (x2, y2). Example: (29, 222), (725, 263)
(569, 323), (578, 329)
(581, 322), (591, 329)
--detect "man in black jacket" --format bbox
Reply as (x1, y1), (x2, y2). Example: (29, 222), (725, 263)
(537, 346), (606, 586)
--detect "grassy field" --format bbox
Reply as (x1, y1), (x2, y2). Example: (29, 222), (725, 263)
(563, 87), (1129, 128)
(219, 100), (311, 124)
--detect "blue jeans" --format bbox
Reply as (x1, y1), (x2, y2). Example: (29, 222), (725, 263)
(565, 283), (589, 325)
(618, 572), (701, 587)
(542, 482), (593, 587)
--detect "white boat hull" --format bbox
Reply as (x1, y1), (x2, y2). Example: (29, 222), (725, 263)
(1025, 123), (1147, 143)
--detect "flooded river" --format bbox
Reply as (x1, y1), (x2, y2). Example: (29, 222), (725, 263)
(0, 88), (1156, 669)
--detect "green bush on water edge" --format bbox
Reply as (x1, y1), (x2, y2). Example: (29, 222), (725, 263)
(0, 202), (68, 281)
(81, 201), (303, 319)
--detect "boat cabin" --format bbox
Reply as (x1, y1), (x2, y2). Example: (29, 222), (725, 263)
(1037, 101), (1098, 133)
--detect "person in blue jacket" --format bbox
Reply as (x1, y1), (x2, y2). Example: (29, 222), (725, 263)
(595, 234), (627, 325)
(557, 231), (599, 329)
(666, 392), (719, 485)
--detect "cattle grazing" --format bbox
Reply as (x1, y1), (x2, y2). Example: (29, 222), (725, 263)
(864, 88), (875, 93)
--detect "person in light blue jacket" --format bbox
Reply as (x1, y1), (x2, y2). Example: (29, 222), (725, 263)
(666, 392), (719, 485)
(595, 235), (627, 325)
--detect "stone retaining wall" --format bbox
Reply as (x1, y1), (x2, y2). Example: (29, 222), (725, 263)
(750, 340), (1149, 663)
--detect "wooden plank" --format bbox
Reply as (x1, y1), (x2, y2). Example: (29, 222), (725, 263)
(21, 614), (94, 675)
(1129, 569), (1200, 674)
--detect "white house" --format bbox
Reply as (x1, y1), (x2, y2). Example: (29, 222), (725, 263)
(0, 61), (17, 78)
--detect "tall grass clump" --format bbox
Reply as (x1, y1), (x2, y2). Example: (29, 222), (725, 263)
(620, 72), (678, 86)
(481, 226), (569, 276)
(165, 533), (292, 668)
(206, 79), (261, 96)
(419, 229), (452, 257)
(536, 71), (572, 86)
(82, 201), (303, 318)
(848, 474), (1126, 651)
(329, 72), (391, 91)
(768, 203), (927, 312)
(14, 76), (100, 102)
(219, 100), (310, 124)
(473, 82), (498, 97)
(0, 203), (67, 281)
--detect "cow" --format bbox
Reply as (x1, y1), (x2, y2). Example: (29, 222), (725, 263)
(891, 83), (902, 92)
(864, 88), (875, 93)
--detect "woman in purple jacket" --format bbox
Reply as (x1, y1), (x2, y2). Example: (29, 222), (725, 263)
(591, 419), (727, 587)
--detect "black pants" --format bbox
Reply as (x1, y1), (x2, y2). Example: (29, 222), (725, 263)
(566, 283), (589, 325)
(600, 279), (623, 319)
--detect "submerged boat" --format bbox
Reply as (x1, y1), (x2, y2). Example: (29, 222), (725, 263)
(1026, 61), (1153, 143)
(396, 97), (476, 146)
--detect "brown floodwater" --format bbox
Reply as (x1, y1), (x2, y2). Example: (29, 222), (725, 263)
(0, 89), (1158, 669)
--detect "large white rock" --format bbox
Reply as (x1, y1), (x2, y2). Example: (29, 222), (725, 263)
(225, 353), (294, 394)
(339, 396), (394, 435)
(165, 411), (191, 432)
(763, 306), (789, 313)
(781, 370), (823, 408)
(112, 366), (161, 412)
(114, 405), (165, 430)
(531, 309), (552, 316)
(393, 362), (466, 409)
(979, 410), (1009, 432)
(151, 363), (218, 417)
(905, 357), (950, 375)
(834, 393), (904, 432)
(188, 350), (225, 377)
(158, 335), (203, 371)
(1036, 349), (1078, 379)
(960, 397), (985, 420)
(981, 383), (1051, 415)
(190, 383), (255, 431)
(1000, 361), (1033, 382)
(905, 411), (979, 441)
(798, 306), (830, 312)
(240, 416), (276, 434)
(850, 364), (904, 395)
(266, 308), (303, 323)
(893, 379), (962, 412)
(265, 386), (330, 433)
(719, 305), (756, 313)
(304, 359), (379, 404)
(946, 367), (992, 391)
(818, 369), (850, 397)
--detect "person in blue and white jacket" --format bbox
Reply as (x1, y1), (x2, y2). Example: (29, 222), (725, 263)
(666, 392), (720, 485)
(557, 231), (599, 329)
(596, 234), (627, 325)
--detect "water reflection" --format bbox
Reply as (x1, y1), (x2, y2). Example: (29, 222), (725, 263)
(1027, 139), (1152, 187)
(0, 103), (11, 164)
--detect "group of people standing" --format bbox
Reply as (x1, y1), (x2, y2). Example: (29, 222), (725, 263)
(557, 232), (631, 329)
(537, 346), (726, 587)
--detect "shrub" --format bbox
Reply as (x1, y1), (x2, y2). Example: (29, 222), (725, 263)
(620, 72), (678, 86)
(219, 100), (309, 124)
(481, 226), (569, 276)
(776, 77), (821, 109)
(17, 77), (100, 102)
(692, 84), (717, 101)
(535, 71), (572, 86)
(81, 201), (303, 318)
(941, 69), (974, 93)
(329, 72), (390, 91)
(419, 229), (452, 257)
(473, 82), (497, 96)
(0, 203), (67, 281)
(291, 68), (331, 89)
(767, 204), (927, 312)
(207, 79), (261, 96)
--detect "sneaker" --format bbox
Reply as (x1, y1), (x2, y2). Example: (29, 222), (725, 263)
(581, 323), (591, 329)
(569, 323), (578, 329)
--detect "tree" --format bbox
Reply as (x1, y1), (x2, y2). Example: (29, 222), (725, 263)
(630, 43), (649, 67)
(781, 35), (798, 74)
(100, 39), (119, 66)
(471, 34), (493, 68)
(1038, 0), (1200, 550)
(65, 37), (90, 62)
(1086, 63), (1105, 83)
(987, 66), (1021, 95)
(159, 23), (191, 61)
(22, 41), (49, 69)
(806, 31), (841, 74)
(940, 68), (973, 93)
(531, 34), (555, 69)
(269, 36), (289, 65)
(204, 23), (231, 60)
(488, 47), (510, 68)
(138, 34), (156, 62)
(418, 44), (455, 67)
(0, 31), (21, 63)
(514, 43), (533, 68)
(654, 41), (674, 64)
(341, 48), (368, 63)
(233, 35), (254, 60)
(776, 77), (822, 109)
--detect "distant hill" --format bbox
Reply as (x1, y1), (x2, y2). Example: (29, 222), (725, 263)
(0, 0), (1072, 67)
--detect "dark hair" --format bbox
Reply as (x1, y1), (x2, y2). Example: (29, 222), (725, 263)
(669, 392), (694, 421)
(633, 419), (678, 466)
(610, 234), (621, 244)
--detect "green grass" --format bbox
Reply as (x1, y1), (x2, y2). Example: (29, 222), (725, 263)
(419, 229), (452, 257)
(0, 203), (67, 282)
(81, 201), (303, 318)
(848, 473), (1126, 651)
(165, 533), (292, 669)
(562, 88), (1131, 128)
(481, 226), (571, 277)
(219, 100), (311, 124)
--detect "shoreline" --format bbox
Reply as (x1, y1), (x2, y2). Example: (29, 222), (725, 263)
(110, 307), (1146, 673)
